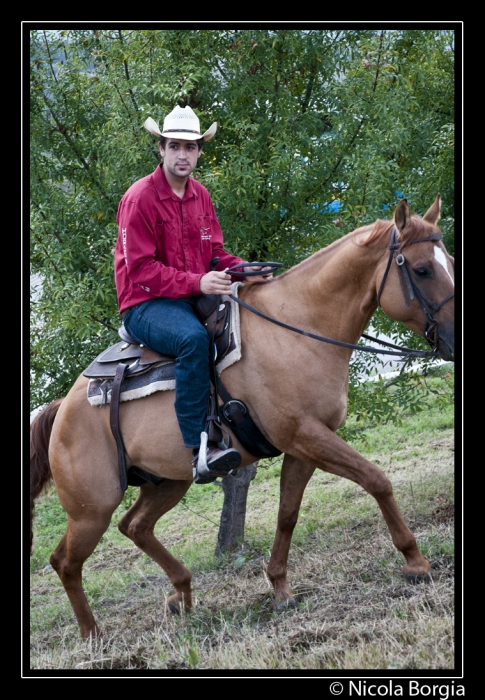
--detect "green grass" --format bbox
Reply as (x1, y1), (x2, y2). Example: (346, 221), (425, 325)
(30, 490), (68, 571)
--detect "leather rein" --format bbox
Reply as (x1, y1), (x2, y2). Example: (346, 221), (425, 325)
(227, 228), (454, 361)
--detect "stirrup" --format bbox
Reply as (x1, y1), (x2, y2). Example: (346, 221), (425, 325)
(192, 432), (241, 484)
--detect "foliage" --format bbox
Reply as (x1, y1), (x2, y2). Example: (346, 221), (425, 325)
(340, 363), (454, 444)
(29, 28), (456, 413)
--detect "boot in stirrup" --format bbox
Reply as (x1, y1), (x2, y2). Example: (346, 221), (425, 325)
(192, 432), (242, 484)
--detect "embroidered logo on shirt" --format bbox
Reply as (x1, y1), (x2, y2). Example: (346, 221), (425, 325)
(122, 228), (128, 264)
(201, 226), (212, 241)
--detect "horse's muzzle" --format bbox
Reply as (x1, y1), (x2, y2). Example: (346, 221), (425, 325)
(437, 327), (454, 362)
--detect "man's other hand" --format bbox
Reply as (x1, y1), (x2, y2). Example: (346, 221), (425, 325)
(243, 265), (273, 284)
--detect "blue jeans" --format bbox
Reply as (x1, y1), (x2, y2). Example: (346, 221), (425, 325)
(123, 298), (210, 449)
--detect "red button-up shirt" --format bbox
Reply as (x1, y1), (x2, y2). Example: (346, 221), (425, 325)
(115, 164), (245, 313)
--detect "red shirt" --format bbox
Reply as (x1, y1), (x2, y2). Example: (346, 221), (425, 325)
(115, 164), (245, 313)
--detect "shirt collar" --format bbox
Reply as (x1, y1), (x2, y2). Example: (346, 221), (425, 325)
(153, 164), (198, 201)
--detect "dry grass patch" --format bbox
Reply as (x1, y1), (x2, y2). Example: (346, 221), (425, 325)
(29, 529), (454, 670)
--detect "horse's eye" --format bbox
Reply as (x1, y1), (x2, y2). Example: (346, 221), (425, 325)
(413, 267), (430, 278)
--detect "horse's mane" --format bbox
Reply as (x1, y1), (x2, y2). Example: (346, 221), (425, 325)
(275, 231), (354, 280)
(357, 214), (441, 248)
(356, 219), (393, 246)
(275, 212), (441, 281)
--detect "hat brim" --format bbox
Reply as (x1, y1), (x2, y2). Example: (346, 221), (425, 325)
(144, 117), (217, 142)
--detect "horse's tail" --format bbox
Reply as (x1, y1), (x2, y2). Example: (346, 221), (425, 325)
(30, 398), (64, 554)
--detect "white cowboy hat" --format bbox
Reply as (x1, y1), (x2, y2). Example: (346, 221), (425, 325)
(144, 106), (217, 142)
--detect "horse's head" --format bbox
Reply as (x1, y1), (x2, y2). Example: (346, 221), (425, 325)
(376, 195), (455, 362)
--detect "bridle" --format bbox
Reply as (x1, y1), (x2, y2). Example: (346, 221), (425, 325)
(376, 227), (455, 352)
(226, 226), (454, 361)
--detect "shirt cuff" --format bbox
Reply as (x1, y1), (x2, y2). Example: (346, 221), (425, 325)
(193, 274), (204, 295)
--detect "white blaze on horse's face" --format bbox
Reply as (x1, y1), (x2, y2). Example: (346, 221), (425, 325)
(434, 245), (454, 286)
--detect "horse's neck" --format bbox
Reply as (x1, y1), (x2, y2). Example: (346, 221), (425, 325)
(244, 235), (381, 345)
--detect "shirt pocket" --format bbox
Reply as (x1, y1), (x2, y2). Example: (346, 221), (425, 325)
(198, 215), (212, 241)
(154, 220), (182, 268)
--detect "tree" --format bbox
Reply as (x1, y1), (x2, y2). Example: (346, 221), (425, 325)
(215, 463), (258, 557)
(29, 27), (457, 420)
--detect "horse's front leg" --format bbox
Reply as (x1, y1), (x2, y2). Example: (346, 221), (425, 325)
(266, 454), (315, 610)
(294, 421), (431, 579)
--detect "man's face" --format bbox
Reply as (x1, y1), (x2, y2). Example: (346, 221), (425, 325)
(160, 138), (202, 180)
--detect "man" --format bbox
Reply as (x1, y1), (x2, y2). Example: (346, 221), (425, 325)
(114, 105), (269, 483)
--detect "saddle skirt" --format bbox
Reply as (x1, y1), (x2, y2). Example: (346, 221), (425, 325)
(84, 284), (243, 407)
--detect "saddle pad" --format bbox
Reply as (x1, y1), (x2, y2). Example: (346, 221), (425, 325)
(86, 283), (243, 406)
(87, 362), (176, 406)
(217, 282), (242, 372)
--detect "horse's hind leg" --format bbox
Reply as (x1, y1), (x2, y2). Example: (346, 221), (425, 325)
(117, 479), (193, 614)
(267, 455), (316, 610)
(49, 510), (114, 640)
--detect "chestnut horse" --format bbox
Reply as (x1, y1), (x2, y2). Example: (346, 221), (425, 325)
(30, 196), (454, 640)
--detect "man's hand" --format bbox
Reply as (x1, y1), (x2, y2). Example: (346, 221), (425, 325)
(200, 269), (232, 295)
(242, 265), (273, 284)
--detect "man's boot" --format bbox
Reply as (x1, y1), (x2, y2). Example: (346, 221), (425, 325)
(192, 431), (242, 484)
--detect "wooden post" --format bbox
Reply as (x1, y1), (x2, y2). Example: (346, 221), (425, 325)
(215, 462), (258, 557)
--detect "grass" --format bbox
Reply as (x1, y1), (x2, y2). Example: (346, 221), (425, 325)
(27, 365), (457, 673)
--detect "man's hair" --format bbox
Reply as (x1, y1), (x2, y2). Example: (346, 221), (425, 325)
(159, 136), (204, 151)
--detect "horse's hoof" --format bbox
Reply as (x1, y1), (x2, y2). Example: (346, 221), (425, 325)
(82, 626), (103, 641)
(167, 600), (181, 615)
(275, 597), (297, 612)
(405, 572), (431, 585)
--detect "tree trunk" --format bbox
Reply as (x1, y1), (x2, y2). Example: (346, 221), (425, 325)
(215, 462), (258, 557)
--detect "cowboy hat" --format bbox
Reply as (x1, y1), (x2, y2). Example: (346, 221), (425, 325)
(144, 106), (217, 142)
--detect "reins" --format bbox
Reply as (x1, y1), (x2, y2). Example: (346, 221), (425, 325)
(229, 291), (432, 359)
(227, 226), (454, 361)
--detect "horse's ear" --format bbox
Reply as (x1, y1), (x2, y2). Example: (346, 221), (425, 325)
(394, 198), (412, 239)
(422, 194), (441, 225)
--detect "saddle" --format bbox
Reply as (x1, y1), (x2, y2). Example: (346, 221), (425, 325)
(83, 295), (234, 381)
(82, 294), (280, 491)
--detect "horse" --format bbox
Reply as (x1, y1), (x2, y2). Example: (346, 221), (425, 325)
(30, 195), (455, 640)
